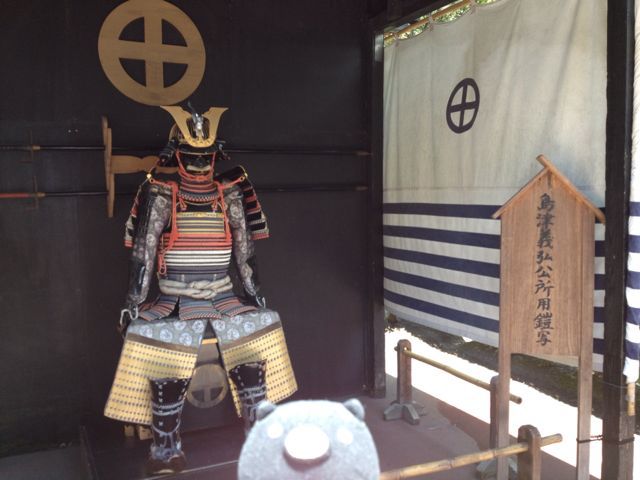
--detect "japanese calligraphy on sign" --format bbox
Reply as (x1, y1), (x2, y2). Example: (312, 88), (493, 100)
(534, 193), (555, 346)
(492, 155), (605, 480)
(493, 156), (604, 357)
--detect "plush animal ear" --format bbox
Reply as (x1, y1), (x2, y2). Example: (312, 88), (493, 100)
(342, 398), (365, 421)
(255, 401), (277, 421)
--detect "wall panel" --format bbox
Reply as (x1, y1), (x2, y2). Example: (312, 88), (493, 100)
(0, 0), (374, 455)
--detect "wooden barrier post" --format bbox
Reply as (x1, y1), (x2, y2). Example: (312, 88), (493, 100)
(398, 339), (412, 404)
(477, 375), (516, 479)
(627, 382), (636, 417)
(517, 425), (542, 480)
(384, 340), (425, 424)
(490, 375), (499, 448)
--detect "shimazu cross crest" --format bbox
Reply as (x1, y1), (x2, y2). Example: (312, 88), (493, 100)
(98, 0), (205, 105)
(446, 78), (480, 134)
(187, 364), (229, 409)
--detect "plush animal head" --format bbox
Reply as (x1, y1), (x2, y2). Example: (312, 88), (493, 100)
(238, 399), (380, 480)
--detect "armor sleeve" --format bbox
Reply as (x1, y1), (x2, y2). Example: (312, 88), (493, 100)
(225, 185), (260, 297)
(124, 181), (173, 306)
(124, 187), (143, 248)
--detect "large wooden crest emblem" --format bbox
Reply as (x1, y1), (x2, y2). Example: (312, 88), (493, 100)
(98, 0), (206, 105)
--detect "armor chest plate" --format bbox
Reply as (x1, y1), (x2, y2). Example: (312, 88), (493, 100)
(161, 208), (233, 276)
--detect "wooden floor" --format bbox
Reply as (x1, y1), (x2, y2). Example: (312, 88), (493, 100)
(81, 375), (584, 480)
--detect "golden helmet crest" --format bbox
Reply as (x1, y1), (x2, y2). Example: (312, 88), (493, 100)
(161, 105), (228, 148)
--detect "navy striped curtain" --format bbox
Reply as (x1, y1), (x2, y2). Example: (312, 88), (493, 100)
(383, 0), (607, 368)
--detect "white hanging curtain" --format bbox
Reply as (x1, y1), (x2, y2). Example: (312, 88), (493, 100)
(383, 0), (607, 367)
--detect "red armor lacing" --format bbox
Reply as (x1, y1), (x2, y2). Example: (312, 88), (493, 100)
(151, 152), (246, 276)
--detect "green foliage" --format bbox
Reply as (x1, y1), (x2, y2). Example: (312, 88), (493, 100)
(384, 0), (499, 47)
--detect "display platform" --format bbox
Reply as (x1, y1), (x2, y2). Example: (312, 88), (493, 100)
(80, 375), (582, 480)
(81, 416), (245, 480)
(80, 375), (481, 480)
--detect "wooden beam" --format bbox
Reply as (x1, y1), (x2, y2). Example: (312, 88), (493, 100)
(366, 24), (387, 397)
(602, 0), (636, 478)
(372, 0), (451, 32)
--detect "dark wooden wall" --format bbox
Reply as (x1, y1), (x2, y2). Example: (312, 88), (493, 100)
(0, 0), (383, 456)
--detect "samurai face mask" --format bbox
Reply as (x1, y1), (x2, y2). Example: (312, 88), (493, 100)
(177, 148), (215, 175)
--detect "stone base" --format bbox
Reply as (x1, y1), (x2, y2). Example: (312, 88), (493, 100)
(476, 457), (518, 480)
(383, 401), (427, 425)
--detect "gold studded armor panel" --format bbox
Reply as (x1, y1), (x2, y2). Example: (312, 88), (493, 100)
(219, 322), (298, 416)
(104, 334), (199, 425)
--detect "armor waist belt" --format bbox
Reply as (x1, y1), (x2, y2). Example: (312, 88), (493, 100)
(158, 276), (233, 299)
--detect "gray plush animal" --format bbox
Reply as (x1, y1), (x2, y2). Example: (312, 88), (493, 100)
(237, 399), (380, 479)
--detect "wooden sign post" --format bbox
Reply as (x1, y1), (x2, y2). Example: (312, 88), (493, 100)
(492, 155), (605, 480)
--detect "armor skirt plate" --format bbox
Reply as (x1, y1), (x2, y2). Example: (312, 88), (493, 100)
(104, 308), (297, 425)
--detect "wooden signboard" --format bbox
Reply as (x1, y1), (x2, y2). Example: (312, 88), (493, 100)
(492, 155), (604, 480)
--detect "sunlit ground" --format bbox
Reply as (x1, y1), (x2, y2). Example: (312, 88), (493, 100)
(385, 328), (640, 479)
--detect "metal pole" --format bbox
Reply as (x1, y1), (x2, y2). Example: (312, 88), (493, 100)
(0, 143), (371, 156)
(0, 184), (369, 200)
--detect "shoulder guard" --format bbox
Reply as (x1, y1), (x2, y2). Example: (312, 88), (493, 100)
(217, 166), (269, 240)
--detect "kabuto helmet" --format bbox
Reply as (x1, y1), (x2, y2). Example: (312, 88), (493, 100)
(158, 104), (228, 171)
(161, 104), (228, 154)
